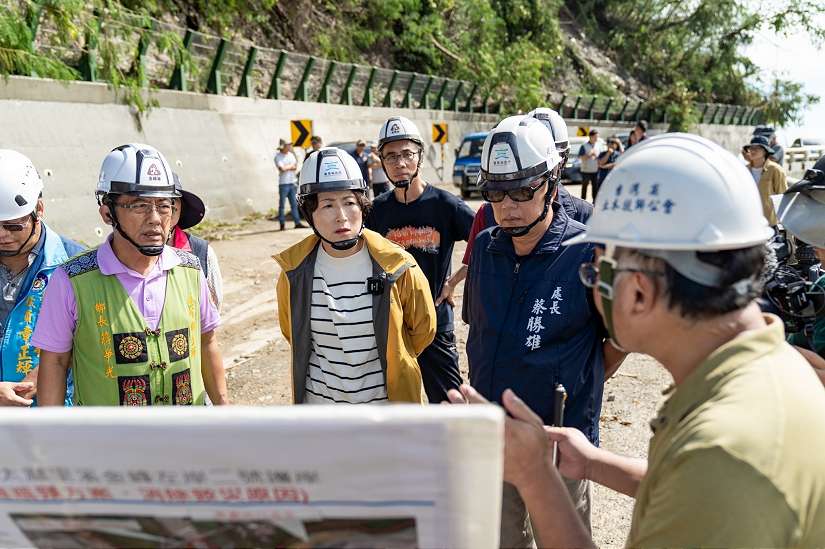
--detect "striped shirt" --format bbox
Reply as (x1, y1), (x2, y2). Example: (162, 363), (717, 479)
(304, 244), (388, 404)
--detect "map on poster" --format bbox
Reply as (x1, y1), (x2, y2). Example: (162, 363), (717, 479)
(0, 405), (503, 548)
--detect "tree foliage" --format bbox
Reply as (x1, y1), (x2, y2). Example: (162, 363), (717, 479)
(2, 0), (821, 128)
(566, 0), (824, 128)
(761, 77), (820, 126)
(308, 0), (567, 112)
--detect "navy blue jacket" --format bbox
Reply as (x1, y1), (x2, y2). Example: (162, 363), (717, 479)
(463, 205), (606, 444)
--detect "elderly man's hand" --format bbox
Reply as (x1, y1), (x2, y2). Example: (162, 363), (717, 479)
(544, 426), (598, 481)
(447, 384), (551, 489)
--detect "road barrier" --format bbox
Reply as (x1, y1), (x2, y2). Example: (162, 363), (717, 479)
(21, 3), (762, 124)
(784, 146), (825, 177)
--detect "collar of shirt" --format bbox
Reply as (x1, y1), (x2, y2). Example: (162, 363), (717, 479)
(650, 314), (785, 434)
(488, 202), (570, 257)
(97, 236), (181, 278)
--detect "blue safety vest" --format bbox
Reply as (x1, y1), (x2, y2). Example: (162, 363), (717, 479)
(0, 224), (83, 405)
(463, 205), (606, 444)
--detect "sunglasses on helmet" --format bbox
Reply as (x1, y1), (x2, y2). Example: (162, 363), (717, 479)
(481, 177), (549, 203)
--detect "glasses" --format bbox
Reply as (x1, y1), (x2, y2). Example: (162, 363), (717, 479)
(381, 150), (418, 165)
(0, 214), (34, 232)
(116, 200), (177, 217)
(578, 260), (665, 296)
(481, 178), (548, 203)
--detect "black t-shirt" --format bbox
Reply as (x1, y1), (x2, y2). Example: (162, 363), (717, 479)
(367, 185), (475, 331)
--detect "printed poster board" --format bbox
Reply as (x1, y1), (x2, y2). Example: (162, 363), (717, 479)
(0, 406), (503, 548)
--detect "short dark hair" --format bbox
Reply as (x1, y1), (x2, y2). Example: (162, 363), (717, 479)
(621, 245), (766, 319)
(636, 120), (648, 132)
(299, 190), (372, 222)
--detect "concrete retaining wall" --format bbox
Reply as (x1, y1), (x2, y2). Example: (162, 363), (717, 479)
(0, 76), (751, 242)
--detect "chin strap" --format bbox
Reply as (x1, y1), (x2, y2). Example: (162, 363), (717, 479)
(107, 203), (166, 257)
(311, 222), (365, 251)
(381, 152), (422, 205)
(0, 214), (38, 258)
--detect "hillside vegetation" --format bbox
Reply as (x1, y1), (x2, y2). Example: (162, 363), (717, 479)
(3, 0), (822, 128)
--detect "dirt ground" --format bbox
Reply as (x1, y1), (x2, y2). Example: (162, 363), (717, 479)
(212, 182), (671, 548)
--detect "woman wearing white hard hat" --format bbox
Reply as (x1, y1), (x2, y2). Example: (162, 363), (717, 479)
(274, 147), (435, 405)
(0, 150), (83, 406)
(452, 134), (825, 548)
(34, 143), (228, 407)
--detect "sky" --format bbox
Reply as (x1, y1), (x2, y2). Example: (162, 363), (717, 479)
(744, 14), (824, 146)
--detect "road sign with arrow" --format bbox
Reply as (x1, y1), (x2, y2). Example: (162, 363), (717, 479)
(290, 120), (313, 148)
(432, 123), (448, 144)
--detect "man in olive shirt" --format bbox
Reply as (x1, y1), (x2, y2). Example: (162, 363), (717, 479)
(449, 134), (825, 548)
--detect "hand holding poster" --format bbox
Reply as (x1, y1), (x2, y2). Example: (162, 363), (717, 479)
(0, 405), (503, 548)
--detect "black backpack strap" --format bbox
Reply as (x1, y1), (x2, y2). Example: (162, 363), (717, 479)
(186, 233), (210, 277)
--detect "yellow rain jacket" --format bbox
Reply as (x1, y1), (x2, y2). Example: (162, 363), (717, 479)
(274, 229), (436, 403)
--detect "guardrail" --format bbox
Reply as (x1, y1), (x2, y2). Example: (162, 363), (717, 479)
(784, 147), (824, 176)
(21, 3), (762, 125)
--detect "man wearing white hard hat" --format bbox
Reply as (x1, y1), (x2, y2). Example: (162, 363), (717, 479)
(274, 147), (435, 404)
(0, 150), (83, 406)
(462, 115), (626, 546)
(34, 144), (228, 406)
(367, 116), (475, 404)
(459, 107), (593, 273)
(451, 134), (825, 547)
(775, 157), (825, 383)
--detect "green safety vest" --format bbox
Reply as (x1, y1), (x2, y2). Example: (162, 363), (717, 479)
(63, 248), (205, 406)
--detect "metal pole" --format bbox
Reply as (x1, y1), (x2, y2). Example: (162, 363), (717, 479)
(294, 56), (316, 101)
(450, 81), (464, 111)
(267, 50), (287, 100)
(134, 22), (153, 89)
(79, 9), (100, 82)
(316, 61), (337, 103)
(603, 98), (614, 121)
(617, 99), (630, 121)
(169, 29), (194, 91)
(206, 38), (229, 95)
(571, 96), (583, 119)
(586, 96), (598, 119)
(463, 83), (478, 113)
(434, 79), (450, 110)
(402, 73), (417, 108)
(361, 67), (377, 106)
(237, 46), (258, 97)
(420, 76), (435, 109)
(383, 70), (399, 108)
(339, 64), (357, 105)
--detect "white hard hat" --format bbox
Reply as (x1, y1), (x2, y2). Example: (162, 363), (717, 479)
(527, 108), (569, 153)
(298, 147), (367, 197)
(479, 115), (562, 190)
(777, 168), (825, 247)
(0, 150), (43, 221)
(565, 133), (773, 252)
(377, 116), (423, 151)
(96, 143), (178, 199)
